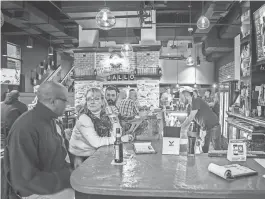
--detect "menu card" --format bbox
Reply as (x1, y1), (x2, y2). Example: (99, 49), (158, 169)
(208, 163), (257, 180)
(137, 80), (159, 108)
(227, 139), (247, 162)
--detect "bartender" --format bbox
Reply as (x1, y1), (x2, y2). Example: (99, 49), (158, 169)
(180, 89), (221, 153)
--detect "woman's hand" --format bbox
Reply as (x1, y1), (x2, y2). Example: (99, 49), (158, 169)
(121, 134), (134, 142)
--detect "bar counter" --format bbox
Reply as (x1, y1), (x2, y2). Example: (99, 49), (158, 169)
(71, 140), (265, 199)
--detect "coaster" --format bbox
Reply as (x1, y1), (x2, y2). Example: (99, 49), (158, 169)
(111, 160), (127, 165)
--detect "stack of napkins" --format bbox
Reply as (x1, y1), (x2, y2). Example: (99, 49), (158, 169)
(133, 142), (156, 154)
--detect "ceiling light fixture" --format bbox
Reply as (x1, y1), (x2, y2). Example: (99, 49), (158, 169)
(26, 36), (34, 48)
(197, 56), (201, 66)
(96, 5), (116, 30)
(197, 1), (210, 30)
(186, 55), (194, 66)
(121, 12), (133, 57)
(48, 35), (53, 56)
(186, 2), (194, 66)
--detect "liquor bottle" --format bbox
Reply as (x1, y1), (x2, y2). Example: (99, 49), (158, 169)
(114, 128), (123, 163)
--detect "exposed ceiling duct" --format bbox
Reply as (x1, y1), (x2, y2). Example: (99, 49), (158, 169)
(1, 1), (78, 48)
(140, 10), (161, 46)
(78, 26), (99, 47)
(202, 27), (234, 61)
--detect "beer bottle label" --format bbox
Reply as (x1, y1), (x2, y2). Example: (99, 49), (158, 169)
(115, 145), (120, 160)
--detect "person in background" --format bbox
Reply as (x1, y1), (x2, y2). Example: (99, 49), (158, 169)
(105, 86), (119, 115)
(116, 89), (127, 108)
(193, 90), (200, 99)
(4, 82), (73, 199)
(1, 91), (8, 102)
(212, 92), (220, 118)
(180, 90), (221, 153)
(203, 89), (214, 105)
(128, 88), (140, 108)
(161, 88), (173, 108)
(1, 90), (28, 133)
(118, 89), (139, 118)
(69, 87), (132, 169)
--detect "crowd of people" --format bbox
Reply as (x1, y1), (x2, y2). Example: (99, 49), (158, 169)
(1, 83), (222, 199)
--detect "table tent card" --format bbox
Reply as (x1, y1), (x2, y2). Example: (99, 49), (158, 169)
(227, 139), (247, 162)
(162, 127), (181, 155)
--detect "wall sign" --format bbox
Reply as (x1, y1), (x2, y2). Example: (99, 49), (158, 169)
(107, 74), (135, 81)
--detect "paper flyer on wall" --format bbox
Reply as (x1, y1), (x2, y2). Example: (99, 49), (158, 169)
(74, 80), (103, 108)
(137, 80), (159, 108)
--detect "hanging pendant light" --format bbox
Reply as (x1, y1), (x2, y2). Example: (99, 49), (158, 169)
(121, 43), (133, 57)
(186, 55), (194, 66)
(26, 36), (34, 48)
(186, 3), (194, 66)
(96, 8), (116, 30)
(121, 12), (133, 57)
(48, 35), (53, 55)
(197, 56), (201, 66)
(48, 46), (53, 56)
(194, 83), (197, 88)
(197, 1), (210, 30)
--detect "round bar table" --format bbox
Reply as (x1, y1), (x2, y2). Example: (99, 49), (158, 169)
(71, 140), (265, 199)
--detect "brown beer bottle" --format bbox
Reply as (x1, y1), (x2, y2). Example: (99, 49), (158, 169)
(114, 128), (123, 163)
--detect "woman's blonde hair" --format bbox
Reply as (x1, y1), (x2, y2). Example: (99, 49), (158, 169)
(78, 87), (107, 117)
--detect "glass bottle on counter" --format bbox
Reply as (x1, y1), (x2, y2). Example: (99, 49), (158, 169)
(114, 128), (123, 163)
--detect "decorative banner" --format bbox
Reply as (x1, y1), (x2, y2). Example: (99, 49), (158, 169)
(107, 74), (135, 81)
(137, 80), (160, 108)
(74, 80), (103, 108)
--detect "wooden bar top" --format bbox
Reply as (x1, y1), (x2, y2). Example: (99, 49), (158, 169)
(70, 141), (265, 198)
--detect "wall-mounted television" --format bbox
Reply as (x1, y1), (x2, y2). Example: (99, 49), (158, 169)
(253, 4), (265, 62)
(0, 68), (21, 85)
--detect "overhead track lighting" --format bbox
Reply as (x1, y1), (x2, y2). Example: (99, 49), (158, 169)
(197, 1), (210, 29)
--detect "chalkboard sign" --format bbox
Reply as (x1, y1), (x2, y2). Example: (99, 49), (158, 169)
(253, 4), (265, 62)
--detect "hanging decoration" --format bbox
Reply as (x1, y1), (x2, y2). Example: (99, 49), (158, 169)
(197, 1), (210, 30)
(176, 40), (180, 88)
(121, 12), (133, 57)
(96, 7), (116, 30)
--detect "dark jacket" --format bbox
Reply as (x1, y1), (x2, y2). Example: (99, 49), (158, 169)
(1, 100), (28, 132)
(4, 102), (71, 197)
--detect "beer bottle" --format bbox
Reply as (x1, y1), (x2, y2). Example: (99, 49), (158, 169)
(114, 128), (123, 163)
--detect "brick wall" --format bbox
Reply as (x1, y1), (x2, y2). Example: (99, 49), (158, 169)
(136, 51), (160, 68)
(215, 52), (235, 83)
(73, 51), (160, 75)
(218, 61), (235, 82)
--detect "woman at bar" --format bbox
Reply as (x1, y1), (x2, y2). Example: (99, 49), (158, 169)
(69, 87), (131, 169)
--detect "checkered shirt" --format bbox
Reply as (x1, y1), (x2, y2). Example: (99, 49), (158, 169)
(118, 99), (139, 117)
